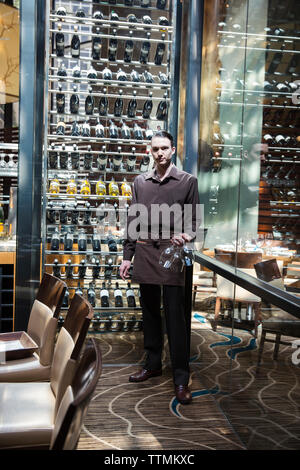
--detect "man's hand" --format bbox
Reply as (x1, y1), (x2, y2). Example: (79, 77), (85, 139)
(171, 233), (192, 247)
(119, 260), (132, 280)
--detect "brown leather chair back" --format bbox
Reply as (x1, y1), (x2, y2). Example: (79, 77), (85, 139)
(214, 249), (262, 268)
(254, 258), (281, 282)
(63, 294), (93, 359)
(50, 338), (102, 450)
(36, 273), (67, 318)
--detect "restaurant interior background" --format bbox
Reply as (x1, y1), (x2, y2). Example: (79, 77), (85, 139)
(0, 0), (300, 450)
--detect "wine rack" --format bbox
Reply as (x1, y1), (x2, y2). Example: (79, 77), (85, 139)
(44, 0), (176, 330)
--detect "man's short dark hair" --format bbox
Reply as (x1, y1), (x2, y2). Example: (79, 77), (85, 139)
(152, 130), (174, 147)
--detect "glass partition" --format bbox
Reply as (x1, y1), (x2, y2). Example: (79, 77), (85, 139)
(195, 0), (300, 450)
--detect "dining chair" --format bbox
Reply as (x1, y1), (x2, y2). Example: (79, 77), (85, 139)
(213, 249), (263, 336)
(50, 338), (102, 450)
(0, 294), (94, 449)
(0, 273), (67, 382)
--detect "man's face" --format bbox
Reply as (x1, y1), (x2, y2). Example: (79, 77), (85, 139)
(151, 136), (175, 168)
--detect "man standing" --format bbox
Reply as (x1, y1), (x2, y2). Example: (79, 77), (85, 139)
(119, 131), (200, 405)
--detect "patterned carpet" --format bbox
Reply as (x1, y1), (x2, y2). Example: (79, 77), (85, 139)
(77, 310), (300, 451)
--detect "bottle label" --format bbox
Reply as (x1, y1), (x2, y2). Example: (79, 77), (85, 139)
(126, 289), (134, 297)
(100, 290), (109, 297)
(114, 289), (122, 297)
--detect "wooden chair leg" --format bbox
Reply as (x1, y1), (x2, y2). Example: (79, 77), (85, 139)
(256, 329), (266, 373)
(213, 297), (221, 331)
(273, 333), (281, 360)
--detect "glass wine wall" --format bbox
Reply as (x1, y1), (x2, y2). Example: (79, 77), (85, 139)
(45, 0), (174, 332)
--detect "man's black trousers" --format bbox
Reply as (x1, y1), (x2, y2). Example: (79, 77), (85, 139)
(139, 283), (190, 386)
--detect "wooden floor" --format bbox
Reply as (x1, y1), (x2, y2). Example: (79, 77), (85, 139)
(77, 302), (300, 451)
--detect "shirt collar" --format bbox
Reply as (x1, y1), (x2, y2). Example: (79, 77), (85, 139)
(145, 163), (180, 181)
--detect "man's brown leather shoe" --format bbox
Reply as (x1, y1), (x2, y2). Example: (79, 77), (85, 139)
(175, 385), (192, 404)
(129, 368), (162, 383)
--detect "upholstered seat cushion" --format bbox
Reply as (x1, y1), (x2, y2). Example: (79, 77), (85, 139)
(216, 268), (261, 302)
(0, 382), (55, 448)
(0, 352), (51, 382)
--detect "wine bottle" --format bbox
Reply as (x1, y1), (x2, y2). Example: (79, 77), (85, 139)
(286, 54), (299, 74)
(70, 85), (80, 114)
(92, 258), (101, 279)
(65, 259), (73, 279)
(156, 92), (168, 120)
(84, 146), (93, 171)
(154, 34), (166, 65)
(140, 33), (151, 64)
(158, 71), (169, 84)
(60, 202), (67, 224)
(108, 29), (118, 61)
(274, 134), (286, 146)
(275, 82), (290, 93)
(85, 87), (94, 115)
(57, 60), (67, 79)
(97, 146), (107, 171)
(127, 147), (136, 171)
(285, 135), (297, 147)
(100, 282), (109, 307)
(109, 120), (119, 139)
(109, 178), (119, 196)
(114, 90), (124, 117)
(104, 258), (114, 279)
(133, 123), (143, 140)
(116, 68), (127, 82)
(64, 230), (73, 251)
(102, 67), (112, 81)
(120, 121), (131, 139)
(112, 147), (123, 171)
(124, 31), (134, 63)
(62, 288), (69, 308)
(107, 234), (118, 252)
(140, 153), (150, 172)
(71, 25), (80, 58)
(78, 229), (87, 252)
(72, 64), (81, 79)
(87, 282), (96, 307)
(92, 233), (101, 252)
(99, 88), (108, 116)
(142, 15), (152, 27)
(126, 282), (136, 307)
(84, 204), (91, 226)
(78, 260), (86, 280)
(66, 175), (77, 196)
(130, 70), (140, 82)
(141, 0), (151, 6)
(267, 51), (282, 74)
(87, 63), (97, 80)
(71, 202), (79, 224)
(121, 178), (132, 197)
(142, 92), (153, 118)
(53, 259), (61, 278)
(124, 0), (134, 5)
(109, 10), (119, 24)
(143, 70), (154, 83)
(93, 10), (104, 24)
(92, 27), (102, 60)
(71, 119), (81, 137)
(127, 91), (137, 118)
(114, 282), (123, 307)
(82, 120), (91, 138)
(157, 0), (167, 9)
(127, 13), (138, 27)
(79, 179), (91, 198)
(158, 16), (169, 26)
(145, 126), (153, 140)
(75, 281), (83, 296)
(71, 144), (80, 169)
(76, 1), (85, 18)
(55, 23), (65, 57)
(95, 118), (105, 138)
(59, 144), (68, 169)
(56, 118), (66, 135)
(49, 143), (58, 169)
(51, 228), (60, 251)
(96, 176), (106, 196)
(56, 4), (67, 17)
